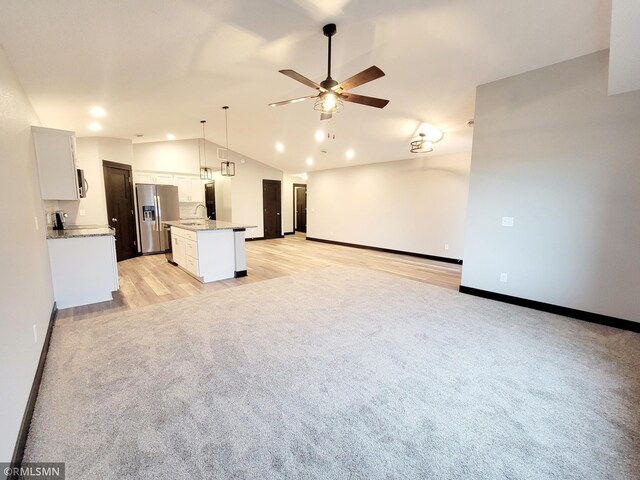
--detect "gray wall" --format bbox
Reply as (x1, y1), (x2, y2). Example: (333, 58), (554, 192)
(307, 153), (471, 260)
(462, 50), (640, 322)
(0, 47), (54, 461)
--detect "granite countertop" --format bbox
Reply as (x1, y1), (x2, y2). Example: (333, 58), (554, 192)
(164, 220), (257, 232)
(47, 225), (115, 239)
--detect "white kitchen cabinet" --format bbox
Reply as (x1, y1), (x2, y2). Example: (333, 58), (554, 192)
(133, 171), (177, 186)
(171, 231), (186, 266)
(47, 234), (119, 308)
(190, 178), (204, 203)
(156, 174), (176, 185)
(32, 126), (79, 200)
(170, 226), (235, 282)
(175, 175), (204, 203)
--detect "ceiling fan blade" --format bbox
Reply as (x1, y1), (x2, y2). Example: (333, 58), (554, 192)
(333, 66), (385, 92)
(279, 69), (325, 91)
(341, 92), (389, 109)
(320, 112), (332, 121)
(268, 96), (315, 107)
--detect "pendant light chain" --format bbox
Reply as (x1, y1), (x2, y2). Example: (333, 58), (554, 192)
(221, 105), (235, 176)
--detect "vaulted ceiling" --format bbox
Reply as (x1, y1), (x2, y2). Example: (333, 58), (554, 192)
(0, 0), (612, 173)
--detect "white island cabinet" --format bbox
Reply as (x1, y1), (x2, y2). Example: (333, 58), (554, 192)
(47, 227), (119, 308)
(167, 221), (254, 283)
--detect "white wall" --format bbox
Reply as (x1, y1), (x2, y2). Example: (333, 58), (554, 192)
(230, 155), (284, 239)
(307, 153), (470, 259)
(132, 138), (211, 174)
(462, 50), (640, 322)
(0, 47), (54, 463)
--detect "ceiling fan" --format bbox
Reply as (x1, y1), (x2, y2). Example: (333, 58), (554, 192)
(269, 23), (389, 120)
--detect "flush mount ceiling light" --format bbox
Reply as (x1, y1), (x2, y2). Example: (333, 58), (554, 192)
(345, 149), (354, 159)
(199, 120), (213, 180)
(410, 133), (433, 153)
(306, 157), (314, 166)
(220, 106), (235, 177)
(88, 122), (102, 132)
(90, 106), (106, 118)
(410, 123), (443, 154)
(275, 142), (285, 153)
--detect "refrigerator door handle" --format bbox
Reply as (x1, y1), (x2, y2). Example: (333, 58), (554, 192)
(156, 194), (162, 231)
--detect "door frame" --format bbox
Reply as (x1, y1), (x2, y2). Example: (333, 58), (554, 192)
(103, 160), (138, 260)
(293, 183), (307, 233)
(262, 179), (282, 239)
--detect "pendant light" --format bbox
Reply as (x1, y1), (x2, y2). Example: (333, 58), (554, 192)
(220, 106), (235, 177)
(199, 120), (213, 180)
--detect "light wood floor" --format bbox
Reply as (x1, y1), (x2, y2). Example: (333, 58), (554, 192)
(57, 234), (462, 322)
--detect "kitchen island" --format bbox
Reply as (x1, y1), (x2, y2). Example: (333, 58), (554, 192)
(164, 220), (256, 283)
(47, 226), (119, 308)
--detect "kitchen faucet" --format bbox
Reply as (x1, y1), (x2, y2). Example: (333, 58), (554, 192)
(194, 203), (206, 217)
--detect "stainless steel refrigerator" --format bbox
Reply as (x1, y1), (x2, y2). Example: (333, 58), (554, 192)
(136, 184), (180, 254)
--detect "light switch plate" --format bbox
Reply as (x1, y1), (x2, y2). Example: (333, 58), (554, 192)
(502, 216), (514, 227)
(500, 273), (508, 282)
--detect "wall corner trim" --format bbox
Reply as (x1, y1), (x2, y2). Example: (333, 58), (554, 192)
(458, 286), (640, 333)
(9, 303), (58, 477)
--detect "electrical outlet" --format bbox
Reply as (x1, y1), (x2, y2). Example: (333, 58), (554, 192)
(33, 324), (38, 343)
(34, 216), (39, 231)
(502, 216), (514, 227)
(444, 243), (449, 250)
(500, 273), (508, 283)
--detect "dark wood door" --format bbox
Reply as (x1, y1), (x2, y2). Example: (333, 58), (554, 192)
(103, 161), (137, 261)
(262, 179), (282, 239)
(294, 184), (307, 233)
(205, 181), (216, 220)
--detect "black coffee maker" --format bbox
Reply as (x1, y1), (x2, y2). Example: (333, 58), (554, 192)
(52, 211), (67, 230)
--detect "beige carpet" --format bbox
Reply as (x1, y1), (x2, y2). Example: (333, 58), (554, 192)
(25, 267), (640, 479)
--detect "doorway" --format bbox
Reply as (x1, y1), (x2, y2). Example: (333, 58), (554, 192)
(293, 183), (307, 233)
(205, 181), (216, 220)
(262, 179), (282, 239)
(103, 161), (138, 261)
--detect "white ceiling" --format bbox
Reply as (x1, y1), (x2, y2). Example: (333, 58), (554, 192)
(0, 0), (612, 173)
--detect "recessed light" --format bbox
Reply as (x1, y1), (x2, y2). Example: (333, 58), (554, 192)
(345, 149), (354, 159)
(275, 142), (285, 153)
(88, 122), (103, 132)
(315, 130), (324, 142)
(166, 133), (176, 140)
(306, 157), (313, 166)
(90, 106), (106, 118)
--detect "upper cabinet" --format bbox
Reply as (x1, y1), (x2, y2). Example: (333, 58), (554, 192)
(32, 126), (79, 200)
(133, 172), (177, 186)
(175, 175), (204, 203)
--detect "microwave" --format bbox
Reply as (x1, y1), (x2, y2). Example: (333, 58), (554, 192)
(77, 169), (88, 198)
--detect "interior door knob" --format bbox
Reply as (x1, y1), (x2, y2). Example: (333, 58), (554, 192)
(112, 218), (118, 222)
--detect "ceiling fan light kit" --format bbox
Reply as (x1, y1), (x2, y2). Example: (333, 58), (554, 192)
(269, 23), (389, 120)
(220, 105), (235, 177)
